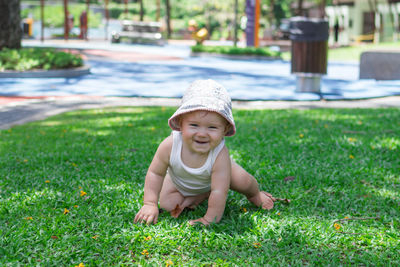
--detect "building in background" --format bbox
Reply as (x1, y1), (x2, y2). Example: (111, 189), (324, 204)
(326, 0), (400, 46)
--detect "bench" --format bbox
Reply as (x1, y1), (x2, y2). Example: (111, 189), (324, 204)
(351, 34), (374, 44)
(111, 20), (164, 45)
(359, 50), (400, 80)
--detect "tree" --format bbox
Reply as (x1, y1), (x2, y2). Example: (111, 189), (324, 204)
(165, 0), (171, 38)
(296, 0), (304, 16)
(318, 0), (326, 18)
(0, 0), (22, 49)
(234, 0), (239, 46)
(156, 0), (160, 21)
(139, 0), (144, 21)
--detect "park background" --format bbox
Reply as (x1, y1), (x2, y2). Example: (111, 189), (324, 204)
(19, 0), (400, 46)
(1, 0), (400, 266)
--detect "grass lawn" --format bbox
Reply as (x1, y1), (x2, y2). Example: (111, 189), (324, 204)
(1, 106), (399, 265)
(281, 41), (400, 62)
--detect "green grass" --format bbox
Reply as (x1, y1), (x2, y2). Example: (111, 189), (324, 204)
(281, 41), (400, 62)
(1, 107), (399, 265)
(328, 41), (400, 62)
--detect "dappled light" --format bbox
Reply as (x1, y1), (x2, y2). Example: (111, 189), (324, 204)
(1, 107), (399, 265)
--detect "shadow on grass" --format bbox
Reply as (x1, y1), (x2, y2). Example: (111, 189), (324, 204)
(231, 108), (399, 220)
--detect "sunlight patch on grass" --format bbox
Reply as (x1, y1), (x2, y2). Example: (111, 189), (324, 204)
(5, 188), (60, 210)
(39, 121), (63, 127)
(374, 187), (399, 199)
(90, 129), (115, 136)
(104, 183), (130, 192)
(372, 137), (400, 150)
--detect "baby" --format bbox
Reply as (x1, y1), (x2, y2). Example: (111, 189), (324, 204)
(134, 79), (275, 225)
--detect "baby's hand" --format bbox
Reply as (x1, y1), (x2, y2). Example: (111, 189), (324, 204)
(189, 217), (211, 226)
(134, 204), (159, 225)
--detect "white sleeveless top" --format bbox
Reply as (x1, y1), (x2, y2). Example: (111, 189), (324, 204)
(168, 131), (225, 196)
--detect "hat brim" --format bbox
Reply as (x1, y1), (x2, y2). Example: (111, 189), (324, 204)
(168, 97), (236, 136)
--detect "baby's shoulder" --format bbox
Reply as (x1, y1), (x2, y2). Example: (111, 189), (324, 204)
(159, 135), (173, 149)
(157, 135), (173, 156)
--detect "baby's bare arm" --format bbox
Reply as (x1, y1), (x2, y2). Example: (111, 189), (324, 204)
(134, 136), (172, 224)
(190, 147), (231, 225)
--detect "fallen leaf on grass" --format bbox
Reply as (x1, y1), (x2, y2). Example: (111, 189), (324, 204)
(253, 242), (261, 248)
(141, 249), (149, 256)
(334, 223), (342, 231)
(284, 176), (295, 182)
(332, 216), (380, 235)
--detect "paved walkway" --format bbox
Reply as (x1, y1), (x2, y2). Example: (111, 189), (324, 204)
(1, 39), (399, 129)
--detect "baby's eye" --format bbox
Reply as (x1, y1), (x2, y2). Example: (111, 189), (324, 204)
(209, 126), (217, 129)
(190, 124), (198, 127)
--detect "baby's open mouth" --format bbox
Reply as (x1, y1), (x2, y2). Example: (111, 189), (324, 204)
(195, 140), (208, 144)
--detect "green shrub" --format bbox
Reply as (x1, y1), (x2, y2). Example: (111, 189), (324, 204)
(0, 48), (83, 71)
(110, 6), (139, 19)
(191, 45), (281, 58)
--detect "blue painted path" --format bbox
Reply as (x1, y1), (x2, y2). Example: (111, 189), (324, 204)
(1, 41), (399, 101)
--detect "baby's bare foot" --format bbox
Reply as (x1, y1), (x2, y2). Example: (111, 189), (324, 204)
(170, 204), (183, 218)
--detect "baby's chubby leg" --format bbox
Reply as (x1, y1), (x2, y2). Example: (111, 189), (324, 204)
(230, 161), (274, 210)
(159, 174), (209, 218)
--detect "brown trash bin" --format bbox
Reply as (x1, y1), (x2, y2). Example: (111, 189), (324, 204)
(289, 17), (329, 93)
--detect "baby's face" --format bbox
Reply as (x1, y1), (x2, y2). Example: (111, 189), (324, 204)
(180, 111), (228, 155)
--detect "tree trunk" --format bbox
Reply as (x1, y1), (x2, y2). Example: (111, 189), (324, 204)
(156, 0), (160, 21)
(64, 0), (69, 40)
(124, 0), (128, 15)
(269, 0), (275, 26)
(105, 0), (110, 40)
(296, 0), (303, 16)
(86, 0), (90, 40)
(0, 0), (22, 49)
(139, 0), (144, 21)
(165, 0), (171, 38)
(319, 0), (326, 19)
(233, 0), (238, 47)
(40, 0), (44, 42)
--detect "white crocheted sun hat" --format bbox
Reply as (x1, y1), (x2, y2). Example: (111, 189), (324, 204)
(168, 79), (236, 136)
